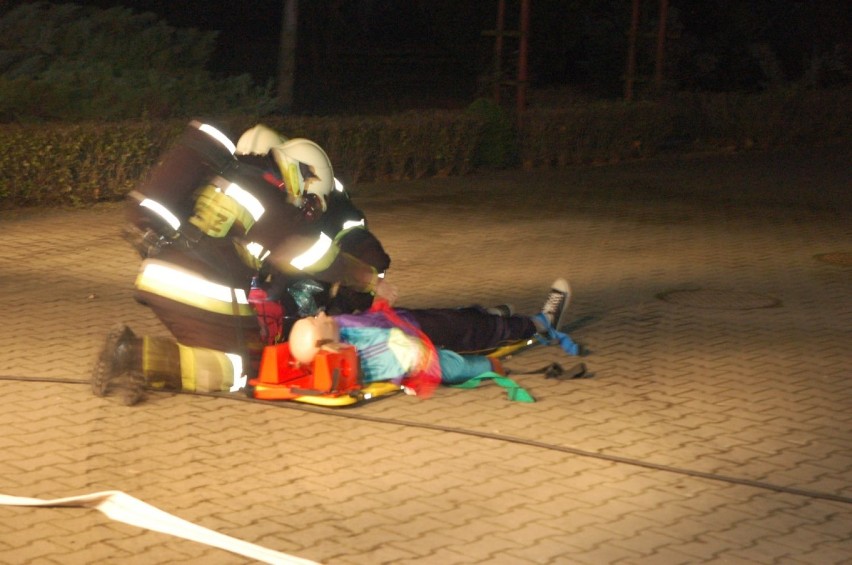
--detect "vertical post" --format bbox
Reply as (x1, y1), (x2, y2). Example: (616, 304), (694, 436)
(517, 0), (530, 123)
(625, 0), (640, 101)
(654, 0), (669, 93)
(277, 0), (298, 113)
(493, 0), (506, 104)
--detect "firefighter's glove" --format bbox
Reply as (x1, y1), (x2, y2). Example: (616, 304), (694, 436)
(374, 278), (399, 306)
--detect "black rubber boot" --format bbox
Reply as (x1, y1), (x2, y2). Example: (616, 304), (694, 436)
(91, 324), (145, 406)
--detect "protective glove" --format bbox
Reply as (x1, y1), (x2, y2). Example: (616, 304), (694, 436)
(374, 278), (399, 306)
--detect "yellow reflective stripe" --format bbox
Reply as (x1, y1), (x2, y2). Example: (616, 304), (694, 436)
(179, 344), (240, 392)
(139, 198), (181, 231)
(281, 160), (302, 199)
(135, 260), (254, 317)
(190, 185), (237, 237)
(224, 183), (265, 221)
(290, 232), (333, 270)
(197, 123), (236, 154)
(178, 344), (197, 391)
(332, 224), (367, 246)
(191, 182), (259, 237)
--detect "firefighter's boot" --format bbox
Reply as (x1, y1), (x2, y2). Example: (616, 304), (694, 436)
(91, 324), (145, 406)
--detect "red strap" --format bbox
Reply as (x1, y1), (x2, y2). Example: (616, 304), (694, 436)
(262, 171), (286, 192)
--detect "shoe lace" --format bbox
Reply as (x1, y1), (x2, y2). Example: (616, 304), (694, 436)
(542, 291), (564, 315)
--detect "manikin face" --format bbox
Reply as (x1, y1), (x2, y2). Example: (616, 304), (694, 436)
(288, 312), (341, 364)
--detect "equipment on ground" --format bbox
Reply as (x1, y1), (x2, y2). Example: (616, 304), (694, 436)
(247, 342), (401, 407)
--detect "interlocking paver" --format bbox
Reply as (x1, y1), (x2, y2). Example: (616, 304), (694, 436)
(1, 145), (851, 563)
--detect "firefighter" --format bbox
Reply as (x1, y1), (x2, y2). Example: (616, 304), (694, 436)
(94, 121), (394, 405)
(234, 124), (390, 316)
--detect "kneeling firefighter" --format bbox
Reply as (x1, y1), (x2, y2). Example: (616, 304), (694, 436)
(93, 121), (392, 404)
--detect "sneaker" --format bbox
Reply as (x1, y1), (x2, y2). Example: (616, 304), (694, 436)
(486, 304), (515, 318)
(538, 278), (572, 331)
(91, 324), (145, 405)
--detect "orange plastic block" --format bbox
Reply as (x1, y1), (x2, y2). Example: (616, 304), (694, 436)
(311, 345), (360, 393)
(249, 342), (361, 401)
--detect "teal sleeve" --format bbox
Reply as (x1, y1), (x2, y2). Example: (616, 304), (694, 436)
(437, 349), (493, 385)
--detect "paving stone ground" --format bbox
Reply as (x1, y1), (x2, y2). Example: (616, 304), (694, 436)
(1, 144), (850, 564)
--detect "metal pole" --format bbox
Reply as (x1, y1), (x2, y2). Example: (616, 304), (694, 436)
(654, 0), (669, 93)
(654, 0), (669, 94)
(277, 0), (298, 113)
(493, 0), (506, 105)
(517, 0), (530, 121)
(625, 0), (640, 101)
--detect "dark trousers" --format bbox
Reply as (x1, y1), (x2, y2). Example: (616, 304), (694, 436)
(406, 307), (537, 353)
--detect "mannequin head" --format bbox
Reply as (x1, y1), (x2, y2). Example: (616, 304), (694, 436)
(288, 312), (340, 364)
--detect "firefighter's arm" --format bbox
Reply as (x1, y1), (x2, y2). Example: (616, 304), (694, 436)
(319, 251), (397, 304)
(244, 189), (393, 297)
(315, 246), (381, 295)
(263, 232), (380, 295)
(335, 227), (391, 273)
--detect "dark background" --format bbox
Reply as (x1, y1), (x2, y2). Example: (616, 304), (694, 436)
(3, 1), (850, 113)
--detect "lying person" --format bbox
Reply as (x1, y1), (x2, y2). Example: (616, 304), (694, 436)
(287, 279), (576, 395)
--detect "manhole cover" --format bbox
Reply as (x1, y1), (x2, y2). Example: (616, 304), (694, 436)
(814, 252), (852, 267)
(657, 288), (781, 310)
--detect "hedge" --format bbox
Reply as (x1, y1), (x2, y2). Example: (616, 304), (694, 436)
(0, 88), (848, 209)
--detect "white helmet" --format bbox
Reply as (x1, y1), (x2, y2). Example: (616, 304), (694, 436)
(271, 138), (334, 210)
(235, 124), (287, 155)
(288, 313), (340, 365)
